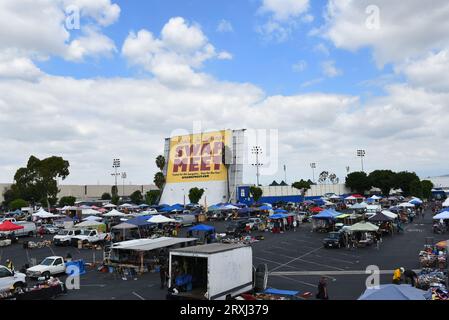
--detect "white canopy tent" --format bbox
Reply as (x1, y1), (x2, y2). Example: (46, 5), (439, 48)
(81, 209), (102, 216)
(399, 202), (415, 208)
(103, 203), (117, 208)
(103, 209), (126, 217)
(83, 216), (103, 221)
(433, 211), (449, 220)
(119, 203), (134, 208)
(147, 215), (176, 224)
(370, 195), (382, 200)
(75, 220), (104, 228)
(443, 199), (449, 208)
(382, 210), (398, 219)
(32, 209), (62, 219)
(350, 202), (368, 210)
(345, 196), (357, 201)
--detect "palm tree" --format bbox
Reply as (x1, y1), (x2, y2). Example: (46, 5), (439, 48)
(156, 155), (166, 172)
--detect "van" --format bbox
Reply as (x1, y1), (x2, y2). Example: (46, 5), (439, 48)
(173, 214), (196, 227)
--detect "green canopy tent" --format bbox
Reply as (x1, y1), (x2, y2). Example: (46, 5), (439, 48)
(348, 222), (379, 233)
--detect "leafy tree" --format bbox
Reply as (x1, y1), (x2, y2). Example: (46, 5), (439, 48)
(345, 172), (372, 194)
(130, 190), (144, 205)
(2, 188), (18, 207)
(111, 186), (118, 198)
(145, 190), (161, 205)
(318, 171), (329, 184)
(393, 171), (420, 197)
(154, 172), (166, 190)
(250, 186), (263, 203)
(188, 188), (205, 204)
(11, 156), (69, 209)
(409, 180), (423, 199)
(101, 193), (112, 200)
(156, 155), (166, 172)
(421, 180), (434, 200)
(292, 180), (312, 192)
(111, 195), (120, 205)
(9, 199), (28, 211)
(368, 170), (396, 196)
(59, 196), (76, 207)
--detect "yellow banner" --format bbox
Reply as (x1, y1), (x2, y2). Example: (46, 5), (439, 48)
(166, 130), (230, 183)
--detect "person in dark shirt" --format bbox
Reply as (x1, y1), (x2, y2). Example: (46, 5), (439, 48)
(316, 277), (329, 300)
(403, 269), (418, 287)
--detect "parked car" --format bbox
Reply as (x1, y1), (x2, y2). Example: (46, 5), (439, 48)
(172, 214), (196, 227)
(0, 265), (27, 293)
(39, 224), (59, 235)
(53, 229), (82, 246)
(323, 231), (346, 249)
(71, 229), (108, 245)
(26, 256), (66, 279)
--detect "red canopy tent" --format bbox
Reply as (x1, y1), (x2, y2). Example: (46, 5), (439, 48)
(352, 194), (364, 199)
(310, 207), (324, 213)
(0, 221), (24, 232)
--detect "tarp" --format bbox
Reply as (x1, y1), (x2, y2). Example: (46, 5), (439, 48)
(126, 216), (153, 227)
(0, 221), (24, 231)
(188, 224), (215, 232)
(148, 215), (176, 224)
(358, 284), (428, 300)
(348, 222), (379, 232)
(369, 212), (394, 222)
(433, 211), (449, 220)
(270, 214), (288, 219)
(264, 288), (299, 296)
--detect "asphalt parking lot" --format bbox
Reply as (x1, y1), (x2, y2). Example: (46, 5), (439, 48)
(0, 210), (446, 300)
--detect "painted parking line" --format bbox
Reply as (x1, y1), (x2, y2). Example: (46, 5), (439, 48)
(274, 275), (317, 288)
(254, 256), (300, 270)
(270, 269), (420, 276)
(260, 249), (344, 271)
(312, 254), (356, 265)
(132, 291), (146, 300)
(269, 247), (323, 273)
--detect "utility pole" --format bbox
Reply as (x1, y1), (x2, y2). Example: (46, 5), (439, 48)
(357, 150), (366, 172)
(121, 172), (127, 197)
(252, 146), (263, 186)
(310, 163), (316, 183)
(111, 159), (121, 195)
(284, 165), (287, 184)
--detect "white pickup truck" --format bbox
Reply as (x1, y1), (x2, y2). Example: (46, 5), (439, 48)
(53, 229), (82, 246)
(26, 256), (66, 279)
(0, 219), (36, 238)
(0, 265), (27, 293)
(71, 229), (108, 245)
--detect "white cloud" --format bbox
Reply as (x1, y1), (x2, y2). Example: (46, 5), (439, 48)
(0, 51), (43, 81)
(314, 43), (330, 56)
(322, 0), (449, 66)
(66, 27), (117, 62)
(321, 60), (342, 77)
(217, 20), (233, 33)
(259, 0), (310, 21)
(292, 60), (307, 73)
(122, 17), (231, 86)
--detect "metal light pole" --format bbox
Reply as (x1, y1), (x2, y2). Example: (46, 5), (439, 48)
(252, 146), (263, 186)
(121, 172), (127, 197)
(357, 150), (366, 172)
(181, 188), (186, 207)
(310, 163), (316, 183)
(111, 158), (121, 195)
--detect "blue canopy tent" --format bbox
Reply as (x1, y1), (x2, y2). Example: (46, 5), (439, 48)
(188, 224), (216, 244)
(440, 208), (449, 213)
(188, 224), (215, 233)
(258, 205), (272, 211)
(270, 213), (288, 219)
(274, 209), (288, 214)
(312, 209), (340, 220)
(126, 216), (153, 227)
(138, 204), (150, 208)
(314, 199), (325, 206)
(409, 198), (423, 205)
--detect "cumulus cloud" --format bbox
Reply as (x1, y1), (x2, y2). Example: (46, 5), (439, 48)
(322, 0), (449, 67)
(259, 0), (310, 21)
(0, 51), (43, 81)
(122, 17), (232, 86)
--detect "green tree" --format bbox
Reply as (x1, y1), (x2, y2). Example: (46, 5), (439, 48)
(59, 196), (76, 207)
(130, 190), (144, 205)
(111, 195), (120, 205)
(101, 193), (112, 200)
(111, 186), (118, 198)
(345, 172), (372, 195)
(250, 186), (263, 203)
(156, 155), (166, 172)
(9, 199), (28, 211)
(393, 171), (420, 197)
(421, 180), (434, 200)
(154, 172), (166, 190)
(409, 180), (423, 199)
(11, 156), (69, 209)
(2, 188), (18, 207)
(145, 190), (161, 205)
(188, 188), (205, 204)
(368, 170), (396, 196)
(292, 180), (312, 194)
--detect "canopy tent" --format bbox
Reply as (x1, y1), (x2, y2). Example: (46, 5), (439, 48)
(369, 212), (394, 222)
(312, 209), (341, 220)
(126, 216), (153, 227)
(274, 209), (288, 214)
(111, 222), (138, 230)
(83, 216), (103, 222)
(78, 205), (91, 209)
(81, 209), (102, 216)
(349, 202), (368, 210)
(352, 194), (364, 199)
(75, 220), (104, 228)
(32, 210), (62, 219)
(219, 204), (239, 210)
(329, 195), (342, 200)
(409, 198), (423, 205)
(119, 203), (134, 208)
(310, 207), (324, 213)
(443, 199), (449, 207)
(269, 213), (288, 219)
(433, 211), (449, 220)
(207, 205), (221, 212)
(139, 204), (150, 208)
(302, 200), (315, 205)
(103, 203), (117, 208)
(111, 237), (196, 252)
(188, 224), (215, 233)
(103, 209), (126, 217)
(439, 208), (449, 213)
(323, 200), (335, 206)
(59, 206), (78, 211)
(314, 199), (325, 206)
(358, 284), (428, 300)
(382, 210), (398, 219)
(0, 221), (24, 232)
(257, 205), (273, 211)
(370, 195), (382, 200)
(345, 196), (357, 201)
(348, 222), (379, 232)
(147, 215), (176, 224)
(398, 202), (415, 208)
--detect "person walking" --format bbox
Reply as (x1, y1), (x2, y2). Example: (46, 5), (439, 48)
(5, 259), (14, 271)
(159, 263), (168, 289)
(292, 219), (297, 232)
(316, 277), (329, 300)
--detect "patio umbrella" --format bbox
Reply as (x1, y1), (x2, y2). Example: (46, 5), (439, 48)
(0, 221), (24, 232)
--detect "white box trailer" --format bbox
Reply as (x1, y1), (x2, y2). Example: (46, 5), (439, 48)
(169, 243), (253, 300)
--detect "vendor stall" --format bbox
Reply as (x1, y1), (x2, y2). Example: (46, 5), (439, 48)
(347, 222), (379, 247)
(311, 209), (340, 233)
(187, 225), (216, 244)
